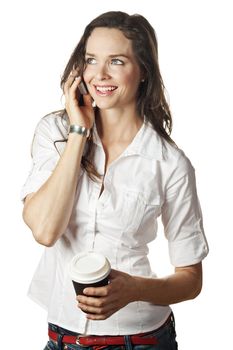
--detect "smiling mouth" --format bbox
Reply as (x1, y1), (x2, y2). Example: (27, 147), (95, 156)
(94, 85), (118, 95)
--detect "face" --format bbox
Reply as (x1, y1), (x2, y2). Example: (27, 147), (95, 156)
(83, 28), (142, 111)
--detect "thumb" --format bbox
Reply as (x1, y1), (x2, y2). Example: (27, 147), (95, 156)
(109, 269), (120, 280)
(83, 93), (94, 107)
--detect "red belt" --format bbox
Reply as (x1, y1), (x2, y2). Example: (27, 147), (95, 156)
(48, 313), (173, 346)
(49, 329), (158, 346)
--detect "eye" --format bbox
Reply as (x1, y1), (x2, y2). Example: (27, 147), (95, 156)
(111, 58), (124, 65)
(85, 57), (97, 65)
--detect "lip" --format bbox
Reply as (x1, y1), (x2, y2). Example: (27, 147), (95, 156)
(94, 84), (118, 96)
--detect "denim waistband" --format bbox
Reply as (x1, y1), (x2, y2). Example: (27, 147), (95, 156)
(47, 313), (178, 350)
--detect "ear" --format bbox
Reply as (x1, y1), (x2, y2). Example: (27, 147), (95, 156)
(140, 66), (147, 83)
(140, 69), (146, 83)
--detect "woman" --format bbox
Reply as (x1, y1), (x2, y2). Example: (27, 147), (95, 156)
(21, 11), (209, 350)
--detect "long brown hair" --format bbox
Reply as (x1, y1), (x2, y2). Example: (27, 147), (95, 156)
(60, 11), (175, 181)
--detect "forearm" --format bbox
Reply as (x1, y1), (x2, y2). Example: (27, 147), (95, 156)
(75, 265), (202, 320)
(23, 133), (86, 246)
(134, 263), (202, 305)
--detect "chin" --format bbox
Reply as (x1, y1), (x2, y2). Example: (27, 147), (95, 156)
(95, 100), (118, 110)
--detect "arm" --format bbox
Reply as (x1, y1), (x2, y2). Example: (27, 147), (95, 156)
(77, 263), (202, 320)
(23, 74), (94, 247)
(23, 133), (87, 247)
(134, 262), (202, 305)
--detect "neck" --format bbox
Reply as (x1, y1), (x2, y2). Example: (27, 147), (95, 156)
(96, 107), (143, 144)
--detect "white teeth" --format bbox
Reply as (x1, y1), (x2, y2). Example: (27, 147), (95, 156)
(96, 86), (116, 92)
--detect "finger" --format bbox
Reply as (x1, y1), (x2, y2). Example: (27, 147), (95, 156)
(77, 295), (107, 307)
(86, 307), (116, 321)
(83, 93), (93, 108)
(63, 71), (79, 94)
(83, 285), (110, 297)
(77, 293), (118, 313)
(78, 302), (103, 315)
(63, 78), (75, 95)
(86, 313), (112, 321)
(64, 77), (82, 106)
(78, 300), (116, 319)
(71, 66), (80, 75)
(69, 76), (82, 99)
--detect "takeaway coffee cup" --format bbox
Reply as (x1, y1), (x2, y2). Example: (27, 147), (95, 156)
(69, 251), (111, 296)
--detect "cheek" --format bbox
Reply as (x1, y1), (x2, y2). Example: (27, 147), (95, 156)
(83, 67), (94, 84)
(122, 72), (141, 93)
(123, 66), (141, 84)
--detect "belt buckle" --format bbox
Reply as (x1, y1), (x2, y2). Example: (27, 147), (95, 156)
(76, 335), (89, 347)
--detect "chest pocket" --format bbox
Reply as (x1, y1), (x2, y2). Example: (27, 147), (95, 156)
(121, 190), (161, 232)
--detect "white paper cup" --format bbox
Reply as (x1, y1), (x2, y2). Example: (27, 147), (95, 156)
(69, 251), (111, 296)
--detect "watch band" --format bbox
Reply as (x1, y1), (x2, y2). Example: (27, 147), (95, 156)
(68, 124), (90, 138)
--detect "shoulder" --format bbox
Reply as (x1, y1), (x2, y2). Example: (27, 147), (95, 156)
(163, 139), (193, 172)
(145, 122), (194, 176)
(34, 110), (68, 140)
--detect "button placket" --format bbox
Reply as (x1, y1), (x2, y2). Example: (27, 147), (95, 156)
(85, 184), (101, 250)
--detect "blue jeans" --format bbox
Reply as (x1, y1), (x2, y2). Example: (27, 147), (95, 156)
(44, 314), (178, 350)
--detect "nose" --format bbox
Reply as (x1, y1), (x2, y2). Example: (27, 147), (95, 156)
(95, 62), (111, 81)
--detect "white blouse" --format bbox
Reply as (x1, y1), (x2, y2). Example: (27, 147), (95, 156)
(21, 112), (208, 335)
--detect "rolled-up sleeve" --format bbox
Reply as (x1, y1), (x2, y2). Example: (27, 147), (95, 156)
(161, 153), (209, 267)
(20, 117), (60, 201)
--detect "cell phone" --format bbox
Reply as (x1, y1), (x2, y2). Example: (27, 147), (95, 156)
(77, 80), (88, 106)
(78, 80), (88, 95)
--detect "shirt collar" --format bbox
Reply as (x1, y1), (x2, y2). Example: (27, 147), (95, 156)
(93, 117), (164, 161)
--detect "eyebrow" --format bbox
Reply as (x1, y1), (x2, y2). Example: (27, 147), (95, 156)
(85, 52), (130, 59)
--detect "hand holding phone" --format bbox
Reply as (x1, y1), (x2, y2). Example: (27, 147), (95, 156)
(64, 74), (95, 128)
(78, 81), (88, 95)
(77, 80), (88, 106)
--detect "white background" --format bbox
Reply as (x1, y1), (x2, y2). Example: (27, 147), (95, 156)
(0, 0), (232, 348)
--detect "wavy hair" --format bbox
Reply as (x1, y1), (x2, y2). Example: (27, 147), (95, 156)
(60, 11), (175, 180)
